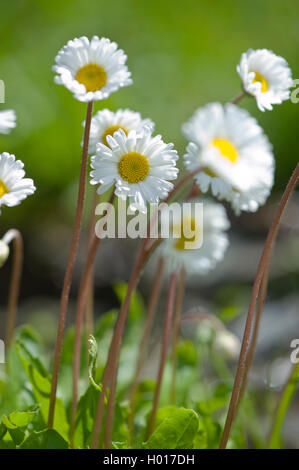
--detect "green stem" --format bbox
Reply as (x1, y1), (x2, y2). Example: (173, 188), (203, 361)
(48, 100), (94, 429)
(269, 362), (299, 449)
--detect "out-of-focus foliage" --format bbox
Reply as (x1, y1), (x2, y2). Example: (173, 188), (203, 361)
(0, 0), (298, 228)
(0, 284), (285, 449)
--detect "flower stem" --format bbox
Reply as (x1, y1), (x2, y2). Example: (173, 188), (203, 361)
(236, 261), (271, 414)
(219, 164), (299, 449)
(3, 229), (23, 346)
(170, 267), (186, 405)
(269, 362), (299, 448)
(146, 271), (177, 439)
(85, 188), (100, 337)
(91, 242), (147, 448)
(91, 167), (203, 448)
(128, 257), (165, 439)
(48, 100), (93, 429)
(70, 193), (114, 447)
(231, 91), (247, 105)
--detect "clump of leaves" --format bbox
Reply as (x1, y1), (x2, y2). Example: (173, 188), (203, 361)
(0, 285), (265, 449)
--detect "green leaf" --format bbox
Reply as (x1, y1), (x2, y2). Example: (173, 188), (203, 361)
(0, 405), (40, 446)
(8, 406), (40, 428)
(16, 340), (69, 443)
(114, 283), (145, 323)
(19, 429), (68, 449)
(143, 407), (199, 449)
(193, 419), (208, 449)
(269, 362), (299, 449)
(73, 385), (99, 449)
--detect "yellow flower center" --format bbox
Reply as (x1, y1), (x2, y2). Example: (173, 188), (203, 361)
(174, 217), (199, 251)
(118, 152), (150, 184)
(0, 180), (9, 198)
(76, 64), (107, 92)
(251, 71), (268, 93)
(102, 125), (128, 147)
(212, 138), (238, 164)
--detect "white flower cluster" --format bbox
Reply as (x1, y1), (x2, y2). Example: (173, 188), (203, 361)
(53, 38), (292, 276)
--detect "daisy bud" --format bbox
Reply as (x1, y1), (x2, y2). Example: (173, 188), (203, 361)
(0, 240), (9, 268)
(213, 330), (241, 361)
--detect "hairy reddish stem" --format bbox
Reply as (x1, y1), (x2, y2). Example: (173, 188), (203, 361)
(48, 100), (93, 429)
(128, 257), (165, 438)
(70, 193), (115, 447)
(170, 267), (186, 405)
(231, 91), (247, 105)
(3, 229), (23, 346)
(91, 166), (203, 448)
(147, 272), (177, 439)
(220, 164), (299, 449)
(91, 241), (147, 448)
(236, 261), (271, 414)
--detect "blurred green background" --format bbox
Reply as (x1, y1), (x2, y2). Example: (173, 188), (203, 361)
(0, 2), (298, 445)
(0, 0), (298, 230)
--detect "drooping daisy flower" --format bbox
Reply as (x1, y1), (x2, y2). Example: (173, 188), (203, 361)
(88, 108), (154, 154)
(90, 127), (178, 213)
(0, 110), (16, 134)
(0, 153), (36, 212)
(157, 200), (230, 275)
(183, 103), (274, 215)
(237, 49), (293, 111)
(53, 36), (132, 102)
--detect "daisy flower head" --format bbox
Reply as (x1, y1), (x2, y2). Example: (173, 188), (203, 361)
(183, 103), (274, 215)
(90, 127), (178, 213)
(0, 153), (36, 212)
(53, 36), (132, 102)
(0, 110), (16, 134)
(88, 108), (154, 154)
(157, 199), (230, 275)
(237, 49), (293, 111)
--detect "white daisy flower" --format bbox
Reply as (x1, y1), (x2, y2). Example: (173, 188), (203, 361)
(182, 103), (274, 215)
(53, 36), (132, 102)
(0, 153), (36, 212)
(157, 199), (230, 275)
(90, 127), (178, 213)
(0, 110), (16, 134)
(87, 108), (154, 154)
(237, 49), (293, 111)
